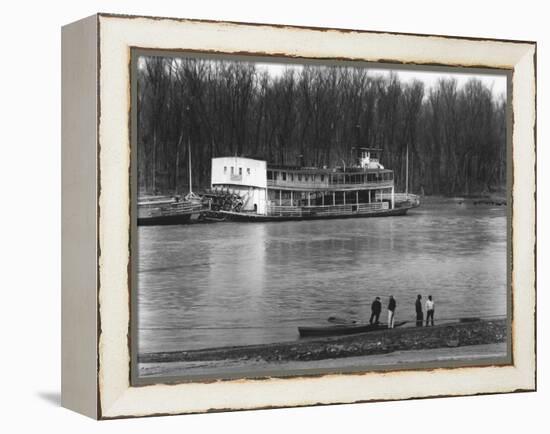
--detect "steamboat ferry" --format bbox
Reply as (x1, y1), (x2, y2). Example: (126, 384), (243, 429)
(209, 148), (419, 221)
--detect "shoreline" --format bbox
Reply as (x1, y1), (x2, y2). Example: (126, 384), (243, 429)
(139, 319), (507, 365)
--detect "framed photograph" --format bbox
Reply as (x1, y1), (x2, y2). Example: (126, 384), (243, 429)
(61, 13), (536, 419)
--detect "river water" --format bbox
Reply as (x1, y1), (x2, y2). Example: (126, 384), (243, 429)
(137, 199), (507, 354)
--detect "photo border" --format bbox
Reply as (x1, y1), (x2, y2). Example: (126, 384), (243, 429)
(129, 48), (514, 386)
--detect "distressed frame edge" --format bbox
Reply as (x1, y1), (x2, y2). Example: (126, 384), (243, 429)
(94, 14), (536, 419)
(95, 11), (537, 46)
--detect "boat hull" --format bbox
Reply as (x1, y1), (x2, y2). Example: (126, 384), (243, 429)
(137, 213), (193, 226)
(298, 321), (407, 337)
(219, 206), (411, 222)
(137, 198), (204, 226)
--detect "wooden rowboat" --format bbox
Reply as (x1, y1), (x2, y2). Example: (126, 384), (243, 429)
(298, 321), (407, 338)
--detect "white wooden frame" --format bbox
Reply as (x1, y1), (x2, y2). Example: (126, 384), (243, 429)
(61, 13), (536, 419)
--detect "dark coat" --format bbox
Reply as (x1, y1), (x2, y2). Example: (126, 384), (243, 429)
(415, 299), (422, 314)
(388, 298), (396, 312)
(371, 300), (382, 314)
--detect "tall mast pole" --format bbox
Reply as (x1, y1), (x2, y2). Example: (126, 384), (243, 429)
(188, 136), (193, 194)
(175, 147), (179, 195)
(405, 143), (409, 195)
(186, 104), (192, 195)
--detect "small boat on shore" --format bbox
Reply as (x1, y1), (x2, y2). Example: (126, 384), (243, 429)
(298, 321), (407, 338)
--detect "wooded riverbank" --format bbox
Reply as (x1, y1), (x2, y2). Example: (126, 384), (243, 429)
(137, 58), (506, 197)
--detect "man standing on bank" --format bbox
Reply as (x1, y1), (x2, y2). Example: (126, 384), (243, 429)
(388, 296), (397, 328)
(426, 295), (435, 326)
(370, 297), (382, 325)
(415, 294), (423, 327)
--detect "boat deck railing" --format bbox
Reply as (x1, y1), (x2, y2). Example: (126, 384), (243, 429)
(267, 202), (389, 217)
(267, 179), (394, 190)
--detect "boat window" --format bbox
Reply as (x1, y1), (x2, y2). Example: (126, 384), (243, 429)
(247, 168), (250, 175)
(224, 166), (227, 174)
(267, 170), (273, 180)
(231, 166), (234, 175)
(320, 174), (324, 182)
(298, 174), (302, 181)
(239, 167), (242, 175)
(290, 174), (294, 181)
(282, 172), (287, 181)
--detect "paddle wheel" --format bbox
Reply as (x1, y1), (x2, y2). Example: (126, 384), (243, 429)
(202, 190), (244, 212)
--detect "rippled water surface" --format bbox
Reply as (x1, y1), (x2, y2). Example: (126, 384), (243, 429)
(137, 200), (507, 353)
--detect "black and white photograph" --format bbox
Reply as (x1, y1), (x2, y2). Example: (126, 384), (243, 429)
(1, 0), (544, 428)
(132, 52), (510, 381)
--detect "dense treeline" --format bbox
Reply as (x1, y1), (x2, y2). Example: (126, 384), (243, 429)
(137, 56), (506, 196)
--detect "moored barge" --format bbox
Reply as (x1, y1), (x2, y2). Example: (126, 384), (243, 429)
(137, 194), (203, 226)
